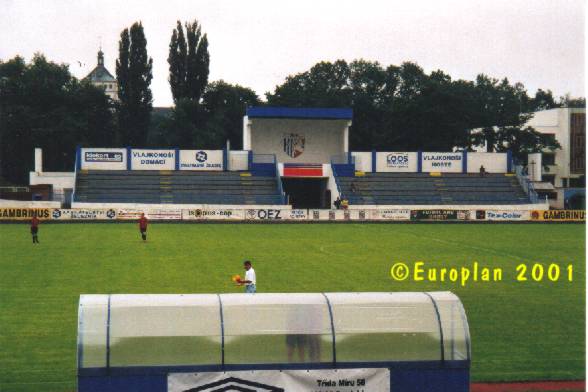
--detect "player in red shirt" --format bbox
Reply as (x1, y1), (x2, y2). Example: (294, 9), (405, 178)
(139, 213), (148, 241)
(31, 215), (40, 244)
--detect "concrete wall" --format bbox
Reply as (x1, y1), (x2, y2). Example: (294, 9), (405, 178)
(324, 164), (340, 206)
(351, 152), (372, 172)
(0, 199), (61, 208)
(467, 152), (507, 173)
(72, 202), (291, 210)
(229, 151), (248, 171)
(351, 151), (509, 174)
(29, 172), (75, 191)
(246, 118), (349, 163)
(69, 201), (548, 213)
(347, 203), (549, 211)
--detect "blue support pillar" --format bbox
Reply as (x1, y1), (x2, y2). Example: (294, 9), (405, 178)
(347, 150), (352, 164)
(75, 145), (81, 171)
(175, 148), (180, 171)
(417, 150), (423, 173)
(223, 147), (228, 171)
(462, 150), (468, 173)
(507, 150), (513, 173)
(126, 147), (132, 170)
(371, 149), (376, 173)
(247, 150), (252, 171)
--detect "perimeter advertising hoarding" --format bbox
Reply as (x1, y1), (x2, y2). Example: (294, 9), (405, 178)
(369, 209), (411, 220)
(80, 148), (127, 170)
(182, 209), (245, 220)
(411, 209), (471, 221)
(421, 152), (463, 173)
(130, 149), (176, 170)
(484, 210), (529, 221)
(117, 209), (182, 220)
(530, 210), (586, 221)
(0, 208), (52, 220)
(51, 209), (116, 220)
(179, 150), (223, 171)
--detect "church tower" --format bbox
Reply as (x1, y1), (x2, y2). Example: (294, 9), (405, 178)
(85, 49), (118, 101)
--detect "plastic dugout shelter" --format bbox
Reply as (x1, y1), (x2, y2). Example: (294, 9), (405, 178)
(78, 292), (470, 392)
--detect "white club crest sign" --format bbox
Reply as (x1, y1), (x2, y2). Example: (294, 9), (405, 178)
(283, 133), (305, 158)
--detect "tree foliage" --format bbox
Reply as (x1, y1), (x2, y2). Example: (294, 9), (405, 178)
(164, 20), (210, 147)
(0, 54), (114, 184)
(558, 94), (586, 108)
(150, 81), (260, 149)
(116, 21), (153, 147)
(168, 20), (209, 103)
(200, 81), (260, 149)
(266, 59), (566, 158)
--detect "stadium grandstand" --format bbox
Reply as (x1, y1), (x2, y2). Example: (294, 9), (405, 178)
(74, 170), (283, 205)
(19, 107), (548, 213)
(336, 173), (530, 205)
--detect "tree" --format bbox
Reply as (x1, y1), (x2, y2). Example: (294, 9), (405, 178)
(116, 22), (153, 146)
(267, 60), (477, 151)
(267, 59), (566, 157)
(468, 77), (560, 159)
(165, 19), (210, 147)
(558, 94), (586, 108)
(529, 89), (558, 111)
(168, 20), (209, 103)
(0, 54), (114, 184)
(168, 21), (187, 102)
(200, 80), (261, 149)
(148, 81), (260, 149)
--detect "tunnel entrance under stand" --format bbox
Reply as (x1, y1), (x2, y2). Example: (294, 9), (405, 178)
(281, 177), (328, 209)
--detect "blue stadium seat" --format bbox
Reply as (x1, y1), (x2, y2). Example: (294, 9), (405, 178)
(335, 172), (530, 205)
(74, 170), (284, 205)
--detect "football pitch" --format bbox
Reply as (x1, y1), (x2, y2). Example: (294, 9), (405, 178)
(0, 222), (584, 392)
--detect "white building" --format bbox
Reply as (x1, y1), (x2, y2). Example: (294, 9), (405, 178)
(85, 49), (118, 101)
(470, 107), (585, 209)
(526, 108), (585, 188)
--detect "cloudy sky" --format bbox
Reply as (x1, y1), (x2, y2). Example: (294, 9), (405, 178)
(1, 0), (585, 106)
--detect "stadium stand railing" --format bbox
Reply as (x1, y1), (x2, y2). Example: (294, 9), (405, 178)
(514, 163), (544, 204)
(274, 158), (286, 204)
(71, 147), (79, 207)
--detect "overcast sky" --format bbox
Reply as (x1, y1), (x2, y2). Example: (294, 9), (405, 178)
(1, 0), (585, 106)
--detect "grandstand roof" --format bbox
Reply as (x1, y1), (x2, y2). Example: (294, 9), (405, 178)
(246, 106), (353, 120)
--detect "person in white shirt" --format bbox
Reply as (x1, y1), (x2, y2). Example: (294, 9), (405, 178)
(238, 260), (256, 293)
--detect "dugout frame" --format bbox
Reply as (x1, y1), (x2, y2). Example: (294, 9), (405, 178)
(77, 292), (470, 392)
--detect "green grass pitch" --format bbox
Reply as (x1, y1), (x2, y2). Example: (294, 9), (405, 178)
(0, 223), (584, 391)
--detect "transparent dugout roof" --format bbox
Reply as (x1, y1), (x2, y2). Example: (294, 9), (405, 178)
(78, 292), (470, 369)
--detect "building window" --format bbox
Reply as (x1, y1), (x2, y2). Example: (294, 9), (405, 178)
(570, 113), (585, 174)
(569, 176), (586, 188)
(542, 153), (555, 166)
(542, 174), (555, 185)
